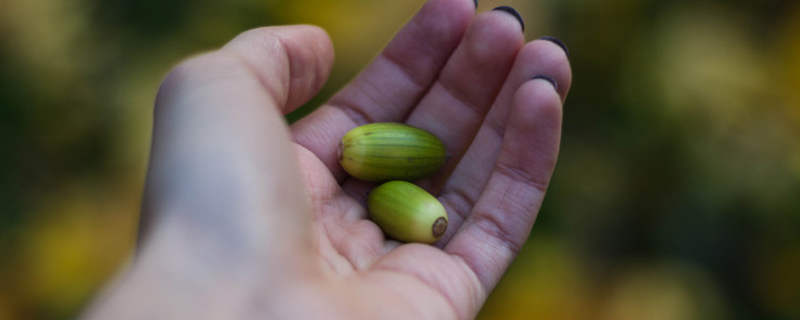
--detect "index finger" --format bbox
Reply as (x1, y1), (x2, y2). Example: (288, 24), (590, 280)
(290, 0), (476, 182)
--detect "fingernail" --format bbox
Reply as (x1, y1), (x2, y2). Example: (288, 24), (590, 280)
(539, 36), (570, 58)
(493, 6), (524, 32)
(474, 0), (478, 9)
(533, 75), (558, 91)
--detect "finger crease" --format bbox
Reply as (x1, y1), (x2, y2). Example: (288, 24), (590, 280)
(473, 211), (523, 257)
(330, 98), (376, 127)
(381, 50), (433, 91)
(442, 187), (476, 222)
(483, 116), (507, 142)
(438, 79), (488, 119)
(495, 163), (550, 195)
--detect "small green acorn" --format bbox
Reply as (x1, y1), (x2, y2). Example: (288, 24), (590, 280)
(339, 123), (446, 182)
(368, 180), (448, 244)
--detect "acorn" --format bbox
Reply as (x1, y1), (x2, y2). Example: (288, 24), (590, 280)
(368, 180), (448, 244)
(339, 123), (446, 182)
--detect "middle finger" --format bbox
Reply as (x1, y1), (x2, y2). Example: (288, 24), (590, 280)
(343, 7), (526, 203)
(405, 7), (525, 192)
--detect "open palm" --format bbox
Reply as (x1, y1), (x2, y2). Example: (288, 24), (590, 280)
(84, 0), (571, 319)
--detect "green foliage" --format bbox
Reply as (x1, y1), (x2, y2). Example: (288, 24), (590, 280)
(1, 0), (799, 319)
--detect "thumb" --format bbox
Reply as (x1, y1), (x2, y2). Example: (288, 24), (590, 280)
(222, 25), (335, 114)
(95, 26), (333, 318)
(140, 25), (335, 251)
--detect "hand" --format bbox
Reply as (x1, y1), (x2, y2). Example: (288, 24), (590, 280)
(83, 0), (571, 319)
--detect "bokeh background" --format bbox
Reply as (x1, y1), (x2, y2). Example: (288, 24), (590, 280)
(2, 0), (800, 319)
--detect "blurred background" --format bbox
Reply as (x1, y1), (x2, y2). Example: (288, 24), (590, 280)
(1, 0), (799, 318)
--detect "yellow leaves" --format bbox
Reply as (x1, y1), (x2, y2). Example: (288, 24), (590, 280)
(773, 4), (800, 182)
(275, 0), (424, 72)
(651, 3), (767, 129)
(11, 182), (139, 318)
(0, 0), (89, 81)
(752, 244), (800, 319)
(2, 0), (798, 318)
(621, 3), (800, 211)
(479, 240), (730, 320)
(600, 262), (729, 320)
(477, 236), (593, 320)
(775, 4), (800, 116)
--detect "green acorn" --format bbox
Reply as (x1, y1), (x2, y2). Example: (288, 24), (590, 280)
(339, 123), (446, 182)
(368, 180), (448, 244)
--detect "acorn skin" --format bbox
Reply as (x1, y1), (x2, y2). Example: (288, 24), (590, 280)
(339, 123), (446, 182)
(368, 180), (448, 244)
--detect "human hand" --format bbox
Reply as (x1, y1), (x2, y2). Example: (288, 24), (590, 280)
(83, 0), (571, 319)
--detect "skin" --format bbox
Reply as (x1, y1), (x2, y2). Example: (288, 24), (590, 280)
(81, 0), (572, 319)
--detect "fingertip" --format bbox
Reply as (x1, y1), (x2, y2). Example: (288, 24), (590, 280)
(292, 25), (336, 72)
(456, 7), (526, 73)
(511, 77), (563, 133)
(532, 75), (558, 92)
(526, 76), (562, 109)
(491, 6), (524, 32)
(273, 26), (335, 110)
(537, 36), (570, 58)
(515, 40), (572, 102)
(421, 0), (475, 31)
(221, 25), (336, 113)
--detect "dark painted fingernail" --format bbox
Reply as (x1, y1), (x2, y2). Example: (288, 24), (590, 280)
(474, 0), (478, 9)
(493, 6), (524, 32)
(539, 36), (570, 58)
(533, 75), (558, 91)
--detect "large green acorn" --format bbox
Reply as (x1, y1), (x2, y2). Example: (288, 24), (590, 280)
(339, 123), (446, 182)
(368, 180), (448, 244)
